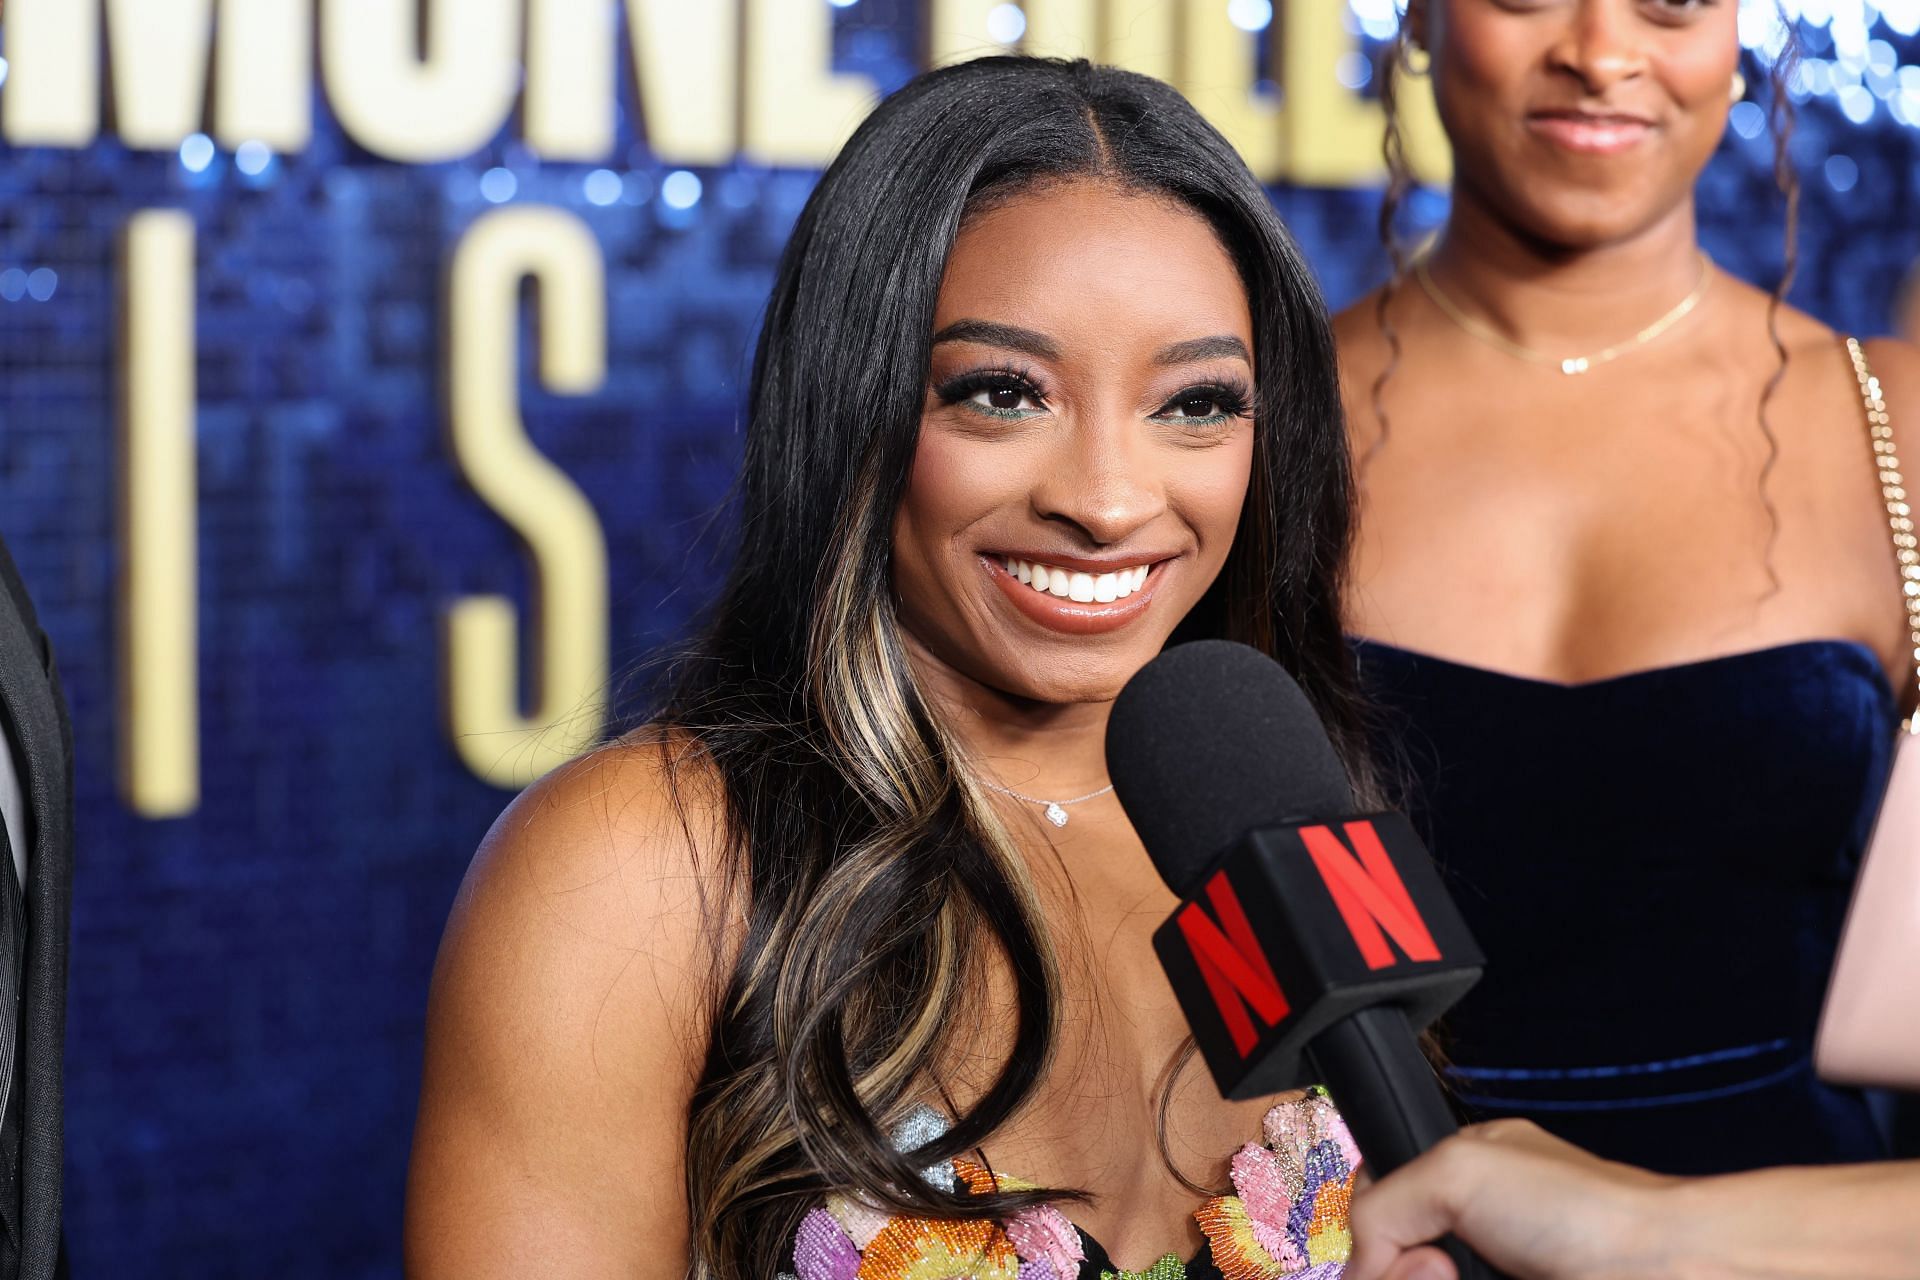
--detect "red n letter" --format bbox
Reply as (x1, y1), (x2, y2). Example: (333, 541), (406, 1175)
(1176, 871), (1291, 1056)
(1300, 821), (1441, 969)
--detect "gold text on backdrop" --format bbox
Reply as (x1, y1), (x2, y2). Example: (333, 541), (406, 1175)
(9, 0), (1450, 806)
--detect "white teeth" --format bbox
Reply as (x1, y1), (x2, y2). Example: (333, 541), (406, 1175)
(1003, 558), (1154, 604)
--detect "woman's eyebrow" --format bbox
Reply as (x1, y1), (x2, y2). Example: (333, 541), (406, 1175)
(1154, 335), (1251, 366)
(930, 319), (1060, 361)
(929, 323), (1249, 368)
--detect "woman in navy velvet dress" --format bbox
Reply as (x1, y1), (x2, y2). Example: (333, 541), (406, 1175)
(1333, 0), (1920, 1174)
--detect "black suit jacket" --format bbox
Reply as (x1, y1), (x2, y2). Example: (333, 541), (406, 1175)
(0, 534), (69, 1280)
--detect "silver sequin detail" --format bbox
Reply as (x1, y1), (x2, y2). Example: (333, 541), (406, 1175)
(890, 1102), (955, 1192)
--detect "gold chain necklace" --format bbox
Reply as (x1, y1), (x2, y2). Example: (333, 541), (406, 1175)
(1413, 251), (1714, 376)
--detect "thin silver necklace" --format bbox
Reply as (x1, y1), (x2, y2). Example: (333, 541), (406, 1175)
(977, 778), (1115, 828)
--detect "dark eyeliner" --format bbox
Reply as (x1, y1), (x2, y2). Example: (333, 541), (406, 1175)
(1152, 379), (1256, 426)
(932, 365), (1049, 418)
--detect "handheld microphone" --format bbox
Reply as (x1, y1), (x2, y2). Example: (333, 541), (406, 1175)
(1106, 639), (1487, 1181)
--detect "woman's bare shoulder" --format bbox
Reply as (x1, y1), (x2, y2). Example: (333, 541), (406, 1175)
(1862, 336), (1920, 406)
(445, 729), (734, 1014)
(464, 728), (730, 922)
(405, 730), (736, 1276)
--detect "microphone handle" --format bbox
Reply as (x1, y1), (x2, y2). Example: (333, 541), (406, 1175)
(1305, 1005), (1456, 1169)
(1305, 1006), (1501, 1280)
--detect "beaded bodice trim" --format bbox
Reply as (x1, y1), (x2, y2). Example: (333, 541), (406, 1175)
(781, 1089), (1357, 1280)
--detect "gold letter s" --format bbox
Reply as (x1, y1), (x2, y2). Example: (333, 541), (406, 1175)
(444, 207), (610, 790)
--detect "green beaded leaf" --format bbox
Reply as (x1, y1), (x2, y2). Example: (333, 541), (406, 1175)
(1099, 1254), (1186, 1280)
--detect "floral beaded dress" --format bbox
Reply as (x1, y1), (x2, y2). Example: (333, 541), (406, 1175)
(780, 1088), (1358, 1280)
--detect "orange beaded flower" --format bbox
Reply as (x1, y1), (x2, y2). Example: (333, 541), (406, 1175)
(786, 1121), (1087, 1280)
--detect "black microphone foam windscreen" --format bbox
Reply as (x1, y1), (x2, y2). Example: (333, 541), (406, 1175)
(1106, 640), (1353, 897)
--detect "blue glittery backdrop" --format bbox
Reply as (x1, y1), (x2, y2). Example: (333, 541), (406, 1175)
(0, 2), (1915, 1275)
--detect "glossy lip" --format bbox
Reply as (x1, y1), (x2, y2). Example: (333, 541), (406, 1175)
(982, 552), (1173, 637)
(1526, 110), (1656, 155)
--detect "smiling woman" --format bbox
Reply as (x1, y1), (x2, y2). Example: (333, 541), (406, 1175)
(405, 55), (1383, 1280)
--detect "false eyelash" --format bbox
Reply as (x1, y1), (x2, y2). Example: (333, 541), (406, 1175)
(932, 364), (1049, 407)
(1156, 379), (1257, 421)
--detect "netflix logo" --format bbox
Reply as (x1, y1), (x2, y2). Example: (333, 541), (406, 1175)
(1154, 813), (1483, 1100)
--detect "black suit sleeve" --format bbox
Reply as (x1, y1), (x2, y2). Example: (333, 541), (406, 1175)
(0, 534), (71, 776)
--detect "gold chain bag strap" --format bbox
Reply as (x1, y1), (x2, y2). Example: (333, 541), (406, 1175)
(1815, 338), (1920, 1088)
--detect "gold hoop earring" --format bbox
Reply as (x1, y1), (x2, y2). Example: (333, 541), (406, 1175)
(1731, 70), (1748, 102)
(1397, 34), (1432, 77)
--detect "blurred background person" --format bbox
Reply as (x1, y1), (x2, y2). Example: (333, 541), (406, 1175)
(1338, 0), (1920, 1173)
(0, 533), (70, 1279)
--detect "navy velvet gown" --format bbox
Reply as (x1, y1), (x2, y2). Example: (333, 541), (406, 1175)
(1353, 637), (1893, 1173)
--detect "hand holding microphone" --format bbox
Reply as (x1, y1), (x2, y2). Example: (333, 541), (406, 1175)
(1347, 1119), (1920, 1280)
(1109, 643), (1920, 1280)
(1345, 1121), (1678, 1280)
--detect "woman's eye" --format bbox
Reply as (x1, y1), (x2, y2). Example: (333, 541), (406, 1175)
(960, 379), (1052, 420)
(1641, 0), (1717, 18)
(933, 368), (1050, 420)
(1166, 394), (1227, 419)
(964, 382), (1044, 416)
(1154, 387), (1249, 424)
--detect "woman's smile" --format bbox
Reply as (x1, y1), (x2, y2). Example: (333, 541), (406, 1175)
(982, 552), (1174, 636)
(1525, 108), (1657, 155)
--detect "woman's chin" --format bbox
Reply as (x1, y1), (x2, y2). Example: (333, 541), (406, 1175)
(967, 635), (1172, 709)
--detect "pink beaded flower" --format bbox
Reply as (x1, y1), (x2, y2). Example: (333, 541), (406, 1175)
(1004, 1202), (1088, 1280)
(1194, 1088), (1357, 1280)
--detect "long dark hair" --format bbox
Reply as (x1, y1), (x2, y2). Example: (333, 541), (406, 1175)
(1370, 8), (1805, 558)
(657, 56), (1372, 1280)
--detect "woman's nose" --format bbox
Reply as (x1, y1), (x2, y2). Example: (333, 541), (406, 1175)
(1548, 0), (1651, 97)
(1028, 414), (1168, 547)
